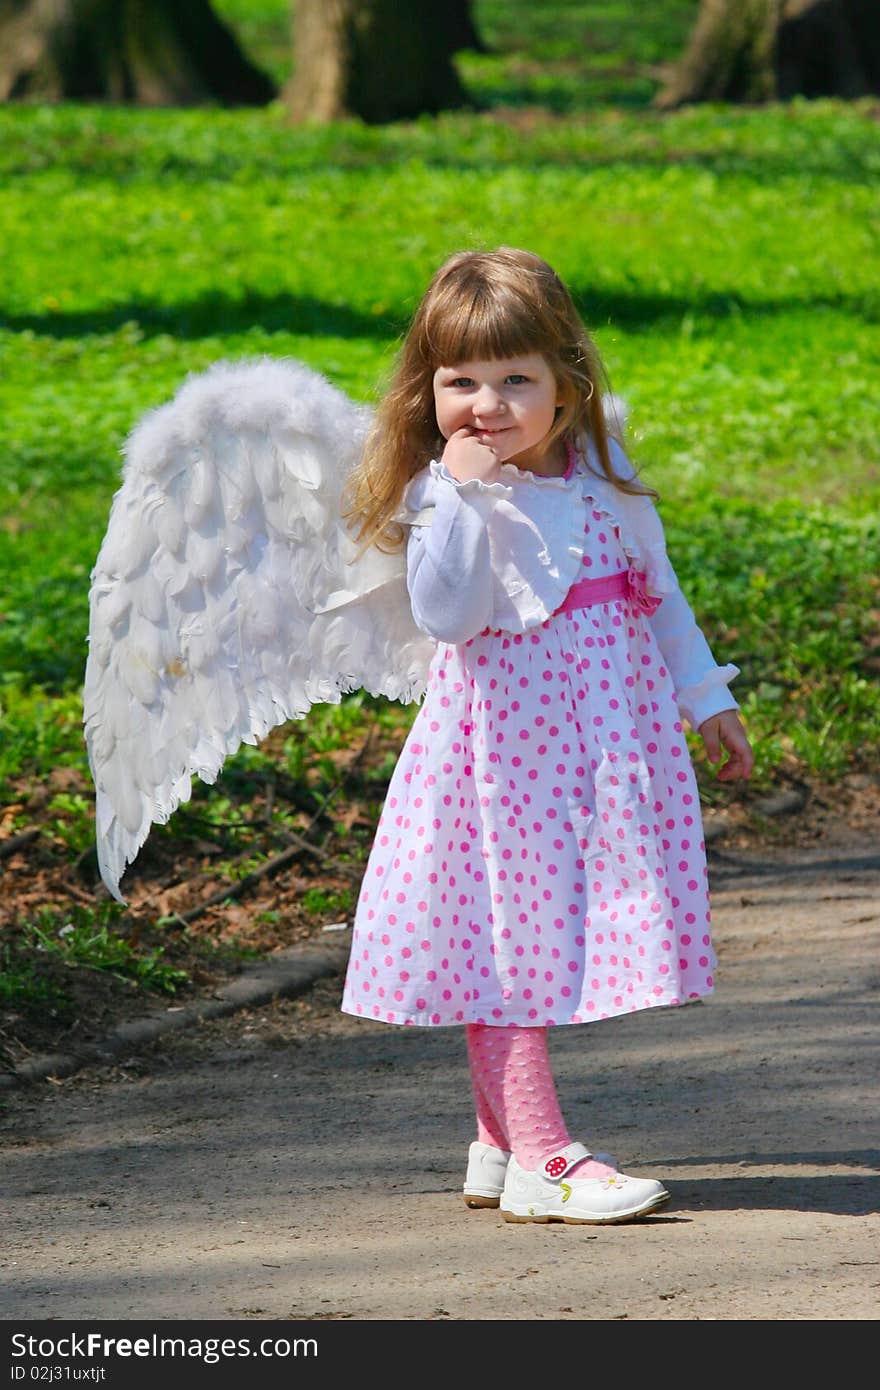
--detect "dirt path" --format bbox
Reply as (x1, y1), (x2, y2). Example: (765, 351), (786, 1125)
(2, 833), (879, 1322)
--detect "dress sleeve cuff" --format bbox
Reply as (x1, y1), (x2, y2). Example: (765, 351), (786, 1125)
(677, 665), (741, 730)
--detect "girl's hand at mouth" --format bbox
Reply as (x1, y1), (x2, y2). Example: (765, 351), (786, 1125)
(441, 427), (504, 485)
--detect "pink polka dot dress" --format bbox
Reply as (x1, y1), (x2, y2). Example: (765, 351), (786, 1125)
(341, 451), (720, 1029)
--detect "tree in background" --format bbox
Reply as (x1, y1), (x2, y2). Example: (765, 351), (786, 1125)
(656, 0), (880, 108)
(0, 0), (276, 105)
(287, 0), (483, 124)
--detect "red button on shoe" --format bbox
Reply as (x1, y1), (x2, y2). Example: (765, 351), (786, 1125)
(544, 1154), (567, 1178)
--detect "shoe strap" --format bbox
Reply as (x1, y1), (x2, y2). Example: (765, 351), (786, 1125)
(539, 1141), (593, 1180)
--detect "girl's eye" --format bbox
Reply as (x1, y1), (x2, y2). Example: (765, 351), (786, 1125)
(506, 375), (528, 385)
(450, 377), (474, 388)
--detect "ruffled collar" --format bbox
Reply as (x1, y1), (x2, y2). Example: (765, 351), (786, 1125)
(494, 437), (581, 488)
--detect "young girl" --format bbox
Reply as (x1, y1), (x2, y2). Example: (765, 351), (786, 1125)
(339, 247), (753, 1225)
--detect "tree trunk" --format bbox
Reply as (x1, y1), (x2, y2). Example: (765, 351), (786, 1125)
(655, 0), (880, 107)
(0, 0), (276, 105)
(655, 0), (783, 108)
(287, 0), (478, 125)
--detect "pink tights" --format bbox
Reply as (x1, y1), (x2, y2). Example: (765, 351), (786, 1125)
(465, 1023), (615, 1178)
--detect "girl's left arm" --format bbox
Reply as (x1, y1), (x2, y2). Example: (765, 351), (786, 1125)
(645, 579), (739, 728)
(646, 576), (753, 779)
(604, 438), (752, 778)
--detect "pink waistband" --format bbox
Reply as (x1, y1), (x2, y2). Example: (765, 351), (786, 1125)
(553, 568), (662, 619)
(554, 571), (628, 617)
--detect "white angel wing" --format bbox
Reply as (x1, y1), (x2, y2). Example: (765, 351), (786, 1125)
(84, 357), (434, 903)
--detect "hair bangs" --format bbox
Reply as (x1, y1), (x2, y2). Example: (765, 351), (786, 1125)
(420, 281), (553, 369)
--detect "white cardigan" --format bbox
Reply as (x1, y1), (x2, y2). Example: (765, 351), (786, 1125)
(400, 439), (739, 731)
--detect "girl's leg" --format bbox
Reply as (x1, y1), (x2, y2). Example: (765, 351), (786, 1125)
(465, 1024), (510, 1150)
(465, 1022), (615, 1178)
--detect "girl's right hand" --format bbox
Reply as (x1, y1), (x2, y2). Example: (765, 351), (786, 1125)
(441, 428), (503, 486)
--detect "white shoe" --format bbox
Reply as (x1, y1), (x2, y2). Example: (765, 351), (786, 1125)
(463, 1140), (618, 1209)
(499, 1142), (669, 1225)
(463, 1141), (512, 1208)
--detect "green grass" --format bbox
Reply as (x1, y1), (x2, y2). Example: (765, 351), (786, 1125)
(3, 903), (189, 997)
(299, 887), (354, 919)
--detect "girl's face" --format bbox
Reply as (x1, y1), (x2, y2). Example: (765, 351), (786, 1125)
(432, 353), (563, 470)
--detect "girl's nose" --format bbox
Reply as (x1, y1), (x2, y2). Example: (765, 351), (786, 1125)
(473, 386), (504, 416)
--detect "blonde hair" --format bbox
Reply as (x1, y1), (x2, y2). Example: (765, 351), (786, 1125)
(344, 247), (655, 553)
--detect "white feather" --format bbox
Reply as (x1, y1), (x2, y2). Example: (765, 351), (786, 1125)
(153, 495), (188, 554)
(94, 582), (131, 632)
(184, 455), (218, 527)
(135, 570), (166, 625)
